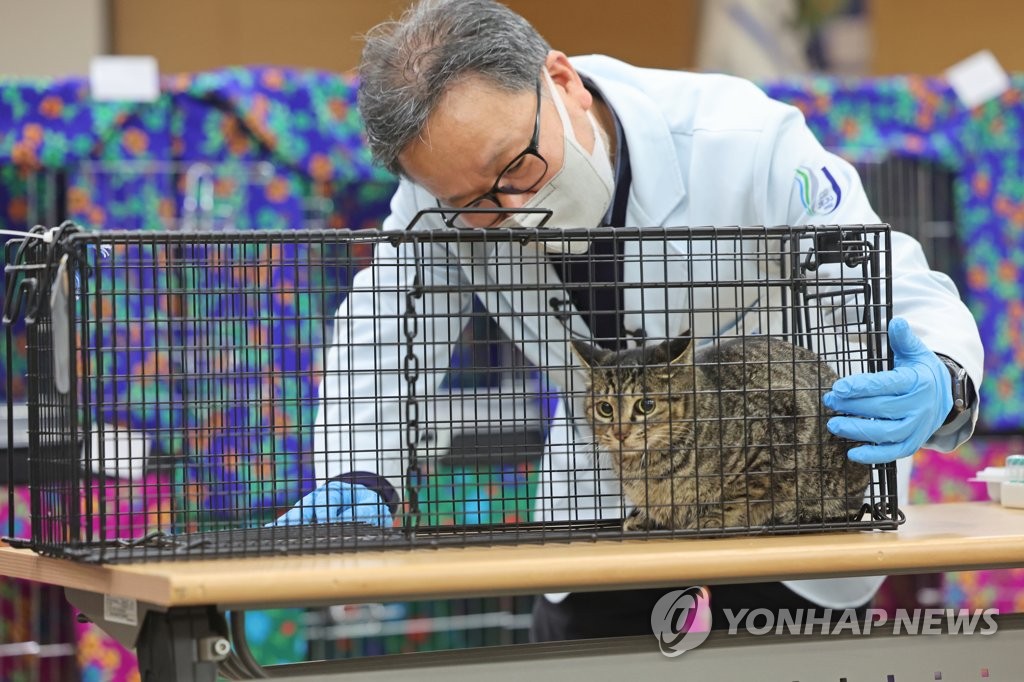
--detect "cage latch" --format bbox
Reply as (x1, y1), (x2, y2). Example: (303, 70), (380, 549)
(803, 229), (873, 271)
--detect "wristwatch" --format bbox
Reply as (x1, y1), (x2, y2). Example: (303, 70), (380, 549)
(936, 354), (975, 425)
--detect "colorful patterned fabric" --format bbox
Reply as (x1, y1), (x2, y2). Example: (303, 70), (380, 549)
(74, 623), (138, 682)
(763, 76), (1024, 432)
(1, 486), (78, 680)
(75, 238), (335, 526)
(0, 66), (397, 413)
(910, 436), (1024, 612)
(0, 67), (394, 215)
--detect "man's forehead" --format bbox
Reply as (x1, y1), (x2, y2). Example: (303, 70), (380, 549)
(424, 77), (527, 155)
(399, 77), (536, 200)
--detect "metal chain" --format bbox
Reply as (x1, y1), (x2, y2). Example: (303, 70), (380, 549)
(402, 254), (424, 537)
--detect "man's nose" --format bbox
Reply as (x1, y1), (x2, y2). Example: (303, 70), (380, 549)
(499, 192), (534, 209)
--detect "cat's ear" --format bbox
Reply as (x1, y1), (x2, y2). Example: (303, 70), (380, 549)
(660, 332), (694, 366)
(570, 340), (610, 369)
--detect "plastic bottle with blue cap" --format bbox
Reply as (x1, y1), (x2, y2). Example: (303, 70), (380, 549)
(1001, 454), (1024, 509)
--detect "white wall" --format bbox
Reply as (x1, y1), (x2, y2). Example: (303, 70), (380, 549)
(0, 0), (108, 78)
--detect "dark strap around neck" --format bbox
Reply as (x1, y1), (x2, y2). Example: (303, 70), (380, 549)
(550, 97), (632, 351)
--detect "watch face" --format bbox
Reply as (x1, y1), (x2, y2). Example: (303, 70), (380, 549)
(939, 356), (970, 419)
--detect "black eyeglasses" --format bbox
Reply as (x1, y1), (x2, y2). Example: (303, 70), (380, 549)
(439, 77), (549, 228)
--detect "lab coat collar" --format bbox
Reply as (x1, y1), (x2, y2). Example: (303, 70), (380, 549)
(571, 55), (687, 226)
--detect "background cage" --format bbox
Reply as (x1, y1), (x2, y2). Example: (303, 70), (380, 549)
(854, 156), (962, 297)
(3, 222), (897, 564)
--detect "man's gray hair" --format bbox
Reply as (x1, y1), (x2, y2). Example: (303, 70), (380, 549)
(358, 0), (550, 176)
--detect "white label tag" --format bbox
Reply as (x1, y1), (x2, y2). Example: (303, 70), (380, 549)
(90, 56), (160, 102)
(945, 50), (1010, 109)
(85, 428), (152, 482)
(103, 595), (139, 626)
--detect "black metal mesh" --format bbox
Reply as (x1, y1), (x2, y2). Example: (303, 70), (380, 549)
(855, 156), (961, 290)
(3, 223), (898, 563)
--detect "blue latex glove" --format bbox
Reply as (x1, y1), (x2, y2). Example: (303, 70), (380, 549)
(272, 481), (393, 527)
(823, 317), (953, 464)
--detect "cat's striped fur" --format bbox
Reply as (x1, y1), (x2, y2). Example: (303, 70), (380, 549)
(572, 335), (871, 531)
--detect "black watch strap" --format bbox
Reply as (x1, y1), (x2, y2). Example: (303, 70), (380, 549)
(936, 354), (974, 425)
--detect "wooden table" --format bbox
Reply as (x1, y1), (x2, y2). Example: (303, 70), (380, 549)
(1, 501), (1023, 680)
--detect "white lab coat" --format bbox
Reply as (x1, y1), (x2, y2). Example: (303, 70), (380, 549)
(314, 55), (984, 609)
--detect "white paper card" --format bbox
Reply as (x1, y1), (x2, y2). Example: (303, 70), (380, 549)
(945, 49), (1010, 109)
(90, 56), (160, 102)
(85, 428), (151, 482)
(103, 595), (138, 626)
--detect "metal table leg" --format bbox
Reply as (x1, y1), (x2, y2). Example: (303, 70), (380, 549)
(66, 589), (233, 682)
(135, 606), (231, 682)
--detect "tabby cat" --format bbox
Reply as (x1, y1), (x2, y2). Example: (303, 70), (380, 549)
(572, 334), (871, 531)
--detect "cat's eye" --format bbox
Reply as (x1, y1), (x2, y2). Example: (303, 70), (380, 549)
(634, 398), (656, 415)
(596, 402), (614, 418)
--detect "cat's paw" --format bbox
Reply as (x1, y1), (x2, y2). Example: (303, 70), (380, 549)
(622, 510), (655, 532)
(698, 515), (724, 530)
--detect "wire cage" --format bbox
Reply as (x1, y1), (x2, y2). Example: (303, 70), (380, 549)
(3, 221), (898, 563)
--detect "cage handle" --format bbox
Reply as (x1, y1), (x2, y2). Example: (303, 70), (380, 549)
(2, 226), (48, 325)
(2, 276), (39, 325)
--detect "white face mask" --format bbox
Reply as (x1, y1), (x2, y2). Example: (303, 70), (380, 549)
(500, 70), (615, 254)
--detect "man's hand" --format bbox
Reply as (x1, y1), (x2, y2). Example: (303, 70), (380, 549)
(823, 317), (953, 464)
(272, 481), (393, 527)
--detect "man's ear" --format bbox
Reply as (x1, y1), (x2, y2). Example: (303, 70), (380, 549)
(544, 50), (592, 111)
(570, 339), (609, 369)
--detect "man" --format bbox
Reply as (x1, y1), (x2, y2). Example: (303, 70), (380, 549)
(279, 0), (983, 640)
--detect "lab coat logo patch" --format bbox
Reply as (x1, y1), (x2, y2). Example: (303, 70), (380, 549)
(795, 165), (843, 216)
